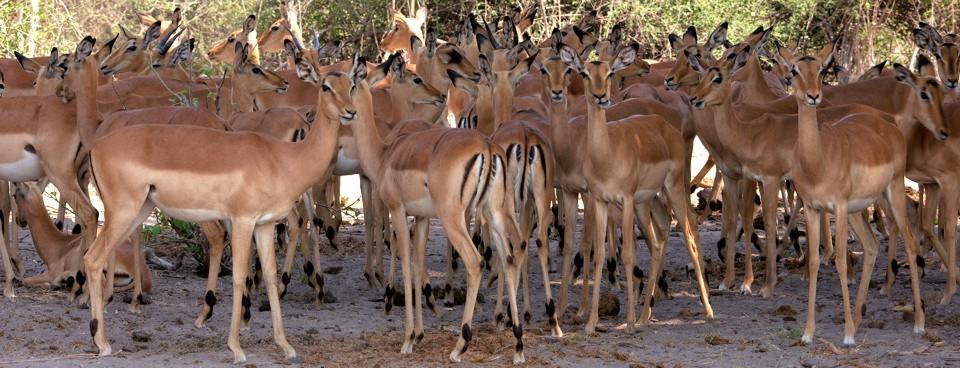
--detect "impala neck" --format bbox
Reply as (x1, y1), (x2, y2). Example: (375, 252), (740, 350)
(475, 86), (496, 135)
(277, 90), (340, 192)
(354, 80), (388, 178)
(231, 80), (257, 114)
(741, 54), (779, 102)
(585, 101), (612, 161)
(492, 80), (514, 128)
(548, 97), (570, 152)
(796, 101), (823, 179)
(18, 196), (72, 262)
(76, 58), (101, 148)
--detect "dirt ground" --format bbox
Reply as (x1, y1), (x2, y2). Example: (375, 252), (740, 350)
(1, 213), (959, 368)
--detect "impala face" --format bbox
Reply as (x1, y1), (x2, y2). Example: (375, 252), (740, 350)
(258, 19), (293, 53)
(390, 57), (446, 106)
(538, 56), (571, 103)
(891, 56), (951, 141)
(380, 7), (426, 55)
(688, 46), (750, 109)
(560, 43), (637, 109)
(937, 42), (959, 89)
(207, 15), (257, 63)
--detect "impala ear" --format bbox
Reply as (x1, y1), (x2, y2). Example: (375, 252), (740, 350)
(390, 52), (407, 80)
(168, 38), (195, 66)
(142, 21), (162, 50)
(611, 43), (638, 73)
(447, 69), (478, 96)
(559, 45), (583, 74)
(283, 39), (302, 59)
(509, 50), (537, 86)
(818, 37), (839, 69)
(119, 24), (134, 42)
(349, 53), (367, 86)
(682, 26), (698, 47)
(502, 16), (518, 49)
(478, 53), (493, 82)
(705, 22), (728, 52)
(317, 40), (343, 60)
(410, 35), (424, 58)
(15, 52), (42, 74)
(75, 36), (97, 63)
(915, 54), (937, 78)
(668, 33), (683, 54)
(242, 15), (257, 35)
(414, 6), (428, 25)
(857, 60), (886, 82)
(100, 33), (119, 57)
(425, 27), (438, 56)
(368, 52), (396, 85)
(893, 62), (918, 86)
(475, 33), (494, 60)
(684, 49), (705, 73)
(235, 43), (250, 68)
(772, 41), (794, 70)
(297, 105), (316, 124)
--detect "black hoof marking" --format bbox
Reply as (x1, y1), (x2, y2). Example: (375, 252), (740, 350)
(281, 272), (291, 286)
(205, 290), (217, 307)
(495, 312), (504, 325)
(512, 322), (524, 352)
(76, 270), (86, 286)
(658, 273), (668, 294)
(472, 233), (482, 247)
(55, 221), (64, 231)
(65, 276), (75, 289)
(89, 319), (98, 338)
(415, 332), (424, 343)
(890, 259), (900, 276)
(521, 241), (527, 251)
(106, 295), (113, 305)
(244, 277), (253, 290)
(460, 323), (472, 354)
(709, 200), (722, 211)
(384, 286), (395, 314)
(136, 293), (146, 305)
(326, 226), (336, 240)
(573, 252), (584, 278)
(507, 255), (515, 265)
(860, 304), (866, 318)
(242, 294), (252, 321)
(523, 311), (531, 323)
(71, 224), (82, 234)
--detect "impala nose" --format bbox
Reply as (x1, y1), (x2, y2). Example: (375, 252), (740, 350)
(806, 94), (821, 106)
(947, 79), (958, 89)
(939, 129), (951, 141)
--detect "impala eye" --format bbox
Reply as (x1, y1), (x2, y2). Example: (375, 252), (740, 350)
(127, 45), (137, 52)
(920, 91), (931, 101)
(272, 26), (280, 31)
(413, 77), (423, 84)
(322, 84), (332, 92)
(252, 67), (262, 74)
(228, 36), (236, 43)
(351, 85), (358, 95)
(791, 68), (799, 76)
(712, 76), (722, 85)
(565, 69), (572, 75)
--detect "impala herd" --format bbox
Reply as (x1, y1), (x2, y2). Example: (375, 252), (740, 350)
(0, 3), (958, 364)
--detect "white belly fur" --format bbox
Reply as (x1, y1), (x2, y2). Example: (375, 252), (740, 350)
(0, 150), (44, 182)
(333, 148), (361, 176)
(149, 192), (224, 223)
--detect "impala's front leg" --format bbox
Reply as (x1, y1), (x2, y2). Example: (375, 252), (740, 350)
(886, 181), (925, 334)
(227, 220), (255, 363)
(938, 187), (958, 305)
(848, 212), (879, 329)
(129, 225), (145, 313)
(832, 202), (856, 346)
(718, 173), (740, 291)
(585, 199), (607, 334)
(800, 207), (822, 345)
(196, 221), (226, 327)
(557, 190), (578, 316)
(636, 202), (661, 324)
(760, 179), (781, 298)
(389, 209), (417, 355)
(0, 225), (13, 298)
(412, 217), (429, 345)
(252, 223), (298, 362)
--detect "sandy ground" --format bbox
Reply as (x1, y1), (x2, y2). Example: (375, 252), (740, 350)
(1, 211), (959, 368)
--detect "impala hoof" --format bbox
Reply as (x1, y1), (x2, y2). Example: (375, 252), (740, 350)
(914, 325), (925, 334)
(448, 350), (462, 362)
(513, 352), (526, 365)
(739, 284), (753, 295)
(98, 345), (113, 357)
(800, 334), (813, 345)
(717, 282), (730, 292)
(842, 336), (855, 347)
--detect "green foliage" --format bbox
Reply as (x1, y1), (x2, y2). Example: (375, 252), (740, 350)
(2, 1), (959, 77)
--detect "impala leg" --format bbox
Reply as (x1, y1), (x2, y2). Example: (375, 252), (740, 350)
(226, 220), (255, 363)
(196, 221), (226, 327)
(886, 181), (925, 334)
(577, 198), (596, 319)
(519, 200), (535, 324)
(831, 203), (857, 346)
(308, 222), (324, 306)
(801, 207), (822, 345)
(740, 179), (758, 293)
(360, 177), (378, 288)
(1, 181), (23, 278)
(411, 217), (428, 344)
(584, 199), (607, 334)
(389, 209), (417, 355)
(719, 173), (740, 291)
(253, 223), (298, 361)
(129, 225), (145, 313)
(880, 198), (900, 296)
(821, 214), (835, 266)
(83, 202), (152, 357)
(278, 215), (298, 299)
(918, 185), (949, 271)
(760, 179), (781, 298)
(667, 174), (713, 319)
(620, 201), (637, 333)
(51, 175), (98, 302)
(939, 186), (958, 305)
(0, 217), (12, 298)
(637, 201), (662, 324)
(848, 212), (879, 329)
(605, 212), (621, 290)
(558, 190), (578, 316)
(534, 183), (561, 336)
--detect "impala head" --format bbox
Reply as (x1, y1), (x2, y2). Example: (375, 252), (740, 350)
(561, 42), (638, 109)
(11, 182), (42, 228)
(688, 45), (750, 109)
(294, 47), (367, 125)
(58, 36), (98, 102)
(380, 6), (427, 57)
(665, 22), (727, 90)
(892, 55), (950, 140)
(237, 42), (288, 94)
(389, 53), (446, 106)
(411, 28), (480, 87)
(14, 47), (68, 96)
(259, 1), (302, 53)
(912, 23), (959, 89)
(207, 15), (258, 63)
(537, 29), (576, 103)
(100, 21), (191, 75)
(771, 38), (841, 107)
